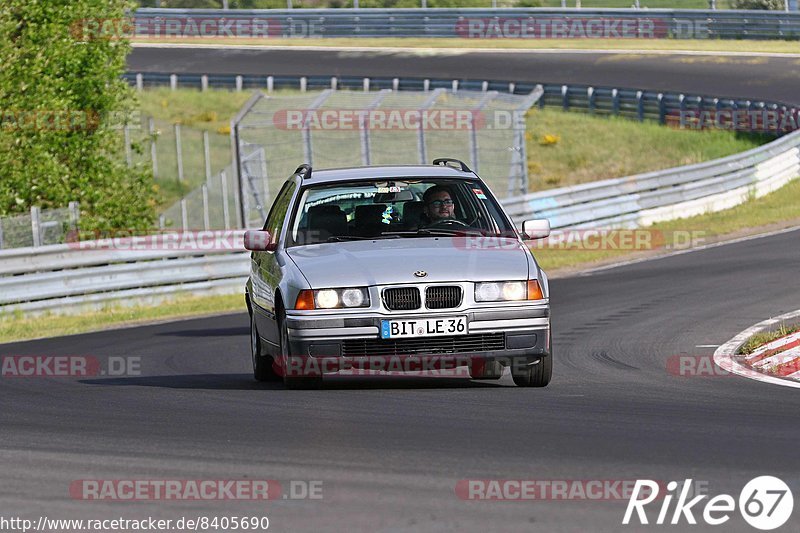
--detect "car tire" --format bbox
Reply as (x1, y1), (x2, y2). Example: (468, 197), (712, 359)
(251, 312), (279, 382)
(511, 354), (552, 387)
(278, 309), (323, 390)
(469, 359), (503, 380)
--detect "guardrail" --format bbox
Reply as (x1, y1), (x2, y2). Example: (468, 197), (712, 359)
(504, 129), (800, 227)
(131, 8), (800, 39)
(0, 233), (249, 314)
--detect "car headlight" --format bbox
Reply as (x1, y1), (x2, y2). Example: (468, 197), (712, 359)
(295, 288), (370, 310)
(475, 280), (544, 302)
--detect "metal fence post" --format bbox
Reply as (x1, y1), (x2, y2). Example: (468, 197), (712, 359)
(259, 148), (270, 213)
(612, 88), (620, 116)
(149, 117), (158, 178)
(203, 130), (212, 183)
(679, 94), (687, 125)
(175, 123), (184, 182)
(221, 170), (231, 230)
(587, 87), (595, 114)
(267, 76), (274, 93)
(31, 206), (41, 248)
(562, 85), (569, 111)
(180, 199), (188, 231)
(202, 184), (210, 231)
(236, 75), (243, 92)
(68, 202), (79, 230)
(231, 123), (244, 229)
(636, 91), (645, 122)
(300, 77), (307, 92)
(170, 74), (177, 91)
(657, 93), (665, 124)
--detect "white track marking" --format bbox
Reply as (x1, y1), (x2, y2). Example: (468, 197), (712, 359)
(130, 42), (800, 59)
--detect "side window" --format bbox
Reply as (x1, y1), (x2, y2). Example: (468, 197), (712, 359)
(262, 181), (297, 242)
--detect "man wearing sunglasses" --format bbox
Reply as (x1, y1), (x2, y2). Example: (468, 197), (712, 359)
(422, 185), (456, 224)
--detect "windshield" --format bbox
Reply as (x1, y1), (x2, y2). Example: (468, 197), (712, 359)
(287, 178), (516, 247)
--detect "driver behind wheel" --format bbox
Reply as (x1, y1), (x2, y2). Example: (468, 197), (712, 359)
(422, 185), (456, 224)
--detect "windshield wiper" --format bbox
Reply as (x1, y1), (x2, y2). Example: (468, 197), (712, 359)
(326, 235), (401, 242)
(381, 229), (470, 237)
(325, 236), (373, 242)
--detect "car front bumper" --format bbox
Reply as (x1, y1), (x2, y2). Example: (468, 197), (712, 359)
(283, 306), (550, 375)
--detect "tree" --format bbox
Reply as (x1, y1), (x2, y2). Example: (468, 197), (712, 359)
(0, 0), (155, 231)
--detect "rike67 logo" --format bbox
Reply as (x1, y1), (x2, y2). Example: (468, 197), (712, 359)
(623, 477), (794, 530)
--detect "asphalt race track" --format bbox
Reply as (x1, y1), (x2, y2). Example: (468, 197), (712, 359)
(1, 48), (799, 532)
(128, 46), (800, 105)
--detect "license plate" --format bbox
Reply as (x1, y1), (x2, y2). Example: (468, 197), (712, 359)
(380, 316), (468, 339)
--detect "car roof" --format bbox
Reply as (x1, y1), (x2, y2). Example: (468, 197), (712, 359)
(300, 165), (476, 184)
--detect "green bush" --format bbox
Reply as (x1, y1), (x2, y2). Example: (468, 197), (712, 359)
(0, 0), (156, 231)
(731, 0), (785, 9)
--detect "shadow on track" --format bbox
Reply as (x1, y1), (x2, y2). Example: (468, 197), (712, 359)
(154, 327), (250, 338)
(78, 373), (507, 390)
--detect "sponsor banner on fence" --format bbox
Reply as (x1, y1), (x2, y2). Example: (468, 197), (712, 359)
(455, 18), (669, 40)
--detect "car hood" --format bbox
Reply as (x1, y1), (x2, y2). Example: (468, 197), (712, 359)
(286, 237), (531, 287)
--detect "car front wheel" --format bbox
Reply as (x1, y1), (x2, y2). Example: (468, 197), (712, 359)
(251, 312), (279, 382)
(511, 355), (552, 387)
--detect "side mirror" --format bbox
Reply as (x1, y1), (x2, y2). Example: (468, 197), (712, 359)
(244, 230), (274, 251)
(522, 219), (551, 240)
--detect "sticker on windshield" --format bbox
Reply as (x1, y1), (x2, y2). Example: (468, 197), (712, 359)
(381, 205), (394, 224)
(377, 186), (402, 193)
(472, 188), (487, 199)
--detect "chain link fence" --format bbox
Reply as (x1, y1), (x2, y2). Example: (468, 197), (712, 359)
(230, 88), (542, 228)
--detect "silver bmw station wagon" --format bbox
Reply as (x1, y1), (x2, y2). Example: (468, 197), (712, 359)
(244, 159), (552, 389)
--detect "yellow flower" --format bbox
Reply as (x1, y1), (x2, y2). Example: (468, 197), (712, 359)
(539, 134), (560, 146)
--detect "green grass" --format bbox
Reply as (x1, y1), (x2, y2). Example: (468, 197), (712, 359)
(525, 107), (763, 190)
(739, 323), (800, 355)
(134, 37), (800, 54)
(0, 294), (245, 345)
(533, 176), (800, 270)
